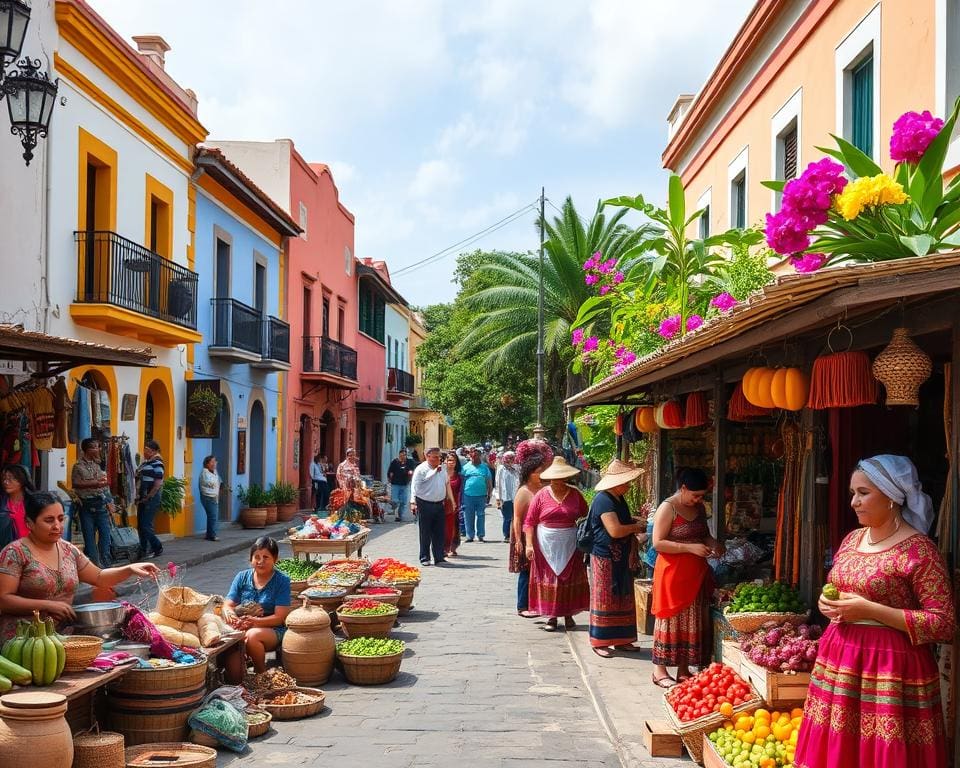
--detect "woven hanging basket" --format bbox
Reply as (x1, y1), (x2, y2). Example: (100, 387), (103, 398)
(872, 327), (932, 407)
(807, 350), (877, 409)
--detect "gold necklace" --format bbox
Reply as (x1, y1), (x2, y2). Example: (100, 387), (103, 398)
(866, 515), (901, 546)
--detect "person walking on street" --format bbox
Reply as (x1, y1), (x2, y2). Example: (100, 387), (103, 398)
(411, 447), (454, 566)
(71, 438), (115, 567)
(510, 439), (552, 618)
(462, 447), (492, 542)
(496, 450), (519, 542)
(135, 440), (165, 559)
(337, 448), (361, 490)
(309, 453), (329, 511)
(444, 452), (463, 557)
(199, 455), (221, 542)
(387, 448), (416, 522)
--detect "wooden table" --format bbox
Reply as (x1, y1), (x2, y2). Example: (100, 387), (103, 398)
(43, 663), (136, 732)
(286, 528), (370, 560)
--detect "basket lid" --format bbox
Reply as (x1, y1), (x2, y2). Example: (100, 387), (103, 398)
(285, 597), (331, 630)
(1, 691), (67, 709)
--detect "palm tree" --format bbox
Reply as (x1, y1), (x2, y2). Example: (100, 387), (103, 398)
(458, 197), (654, 399)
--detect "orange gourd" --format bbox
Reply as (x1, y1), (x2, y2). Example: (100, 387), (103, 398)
(614, 412), (624, 436)
(754, 368), (777, 408)
(744, 366), (765, 406)
(770, 368), (789, 409)
(637, 407), (658, 432)
(784, 368), (809, 411)
(742, 367), (759, 399)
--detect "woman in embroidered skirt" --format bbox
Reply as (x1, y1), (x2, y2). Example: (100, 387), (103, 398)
(795, 455), (954, 768)
(588, 459), (647, 656)
(524, 456), (589, 631)
(650, 467), (721, 688)
(509, 439), (552, 618)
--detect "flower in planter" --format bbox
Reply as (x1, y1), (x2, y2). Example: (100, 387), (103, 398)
(791, 253), (826, 274)
(658, 314), (682, 340)
(890, 110), (944, 164)
(710, 292), (738, 312)
(834, 174), (907, 221)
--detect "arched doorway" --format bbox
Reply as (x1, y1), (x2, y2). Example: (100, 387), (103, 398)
(298, 414), (312, 508)
(210, 395), (232, 521)
(249, 400), (265, 488)
(320, 410), (334, 461)
(143, 378), (173, 533)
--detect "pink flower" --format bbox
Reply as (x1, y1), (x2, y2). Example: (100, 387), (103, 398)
(765, 210), (811, 255)
(710, 292), (737, 312)
(890, 110), (944, 164)
(686, 314), (704, 332)
(613, 271), (625, 284)
(584, 273), (599, 285)
(792, 252), (826, 273)
(570, 328), (584, 346)
(658, 315), (681, 339)
(599, 285), (611, 296)
(582, 336), (599, 353)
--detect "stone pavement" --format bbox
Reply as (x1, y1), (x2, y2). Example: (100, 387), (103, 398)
(100, 508), (693, 768)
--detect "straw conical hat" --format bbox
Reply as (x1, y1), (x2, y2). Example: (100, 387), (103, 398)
(539, 456), (580, 480)
(594, 459), (643, 491)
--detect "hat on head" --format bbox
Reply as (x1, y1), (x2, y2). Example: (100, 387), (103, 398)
(594, 458), (643, 492)
(539, 456), (580, 480)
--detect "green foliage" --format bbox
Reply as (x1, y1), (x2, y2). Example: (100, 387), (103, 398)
(404, 433), (423, 447)
(159, 476), (186, 517)
(268, 481), (297, 505)
(237, 483), (270, 508)
(576, 406), (620, 470)
(705, 234), (774, 301)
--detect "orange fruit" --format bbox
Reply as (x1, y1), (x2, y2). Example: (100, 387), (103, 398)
(742, 731), (756, 744)
(754, 724), (770, 739)
(719, 702), (734, 717)
(790, 708), (804, 719)
(755, 708), (771, 720)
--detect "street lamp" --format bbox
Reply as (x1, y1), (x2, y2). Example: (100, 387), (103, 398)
(0, 0), (30, 70)
(3, 57), (57, 165)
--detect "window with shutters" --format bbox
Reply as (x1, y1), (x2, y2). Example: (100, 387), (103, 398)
(837, 9), (879, 160)
(850, 55), (874, 156)
(730, 172), (746, 229)
(358, 284), (385, 343)
(774, 117), (799, 209)
(698, 206), (710, 239)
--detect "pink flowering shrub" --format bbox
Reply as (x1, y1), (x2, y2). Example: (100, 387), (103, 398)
(890, 111), (944, 164)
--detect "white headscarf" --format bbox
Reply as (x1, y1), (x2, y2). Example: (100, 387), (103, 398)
(856, 455), (934, 534)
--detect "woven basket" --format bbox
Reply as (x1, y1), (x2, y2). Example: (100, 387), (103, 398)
(245, 711), (273, 739)
(664, 692), (763, 765)
(289, 579), (309, 596)
(343, 590), (401, 607)
(368, 580), (418, 612)
(73, 729), (125, 768)
(872, 327), (932, 406)
(723, 610), (810, 634)
(338, 650), (403, 685)
(109, 658), (208, 694)
(62, 635), (104, 672)
(187, 731), (218, 748)
(156, 587), (211, 623)
(336, 607), (399, 639)
(261, 687), (325, 720)
(124, 743), (216, 768)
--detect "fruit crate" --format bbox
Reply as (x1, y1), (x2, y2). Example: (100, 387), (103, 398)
(721, 639), (742, 670)
(738, 657), (811, 707)
(701, 733), (728, 768)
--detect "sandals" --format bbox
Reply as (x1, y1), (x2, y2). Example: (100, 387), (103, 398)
(517, 610), (539, 619)
(676, 672), (693, 682)
(592, 647), (614, 658)
(651, 673), (677, 689)
(541, 619), (558, 632)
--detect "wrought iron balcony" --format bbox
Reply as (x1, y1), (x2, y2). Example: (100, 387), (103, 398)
(387, 367), (415, 395)
(73, 231), (199, 333)
(209, 298), (262, 361)
(255, 315), (290, 370)
(303, 336), (358, 384)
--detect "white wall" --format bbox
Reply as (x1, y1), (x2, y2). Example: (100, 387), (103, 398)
(204, 140), (293, 213)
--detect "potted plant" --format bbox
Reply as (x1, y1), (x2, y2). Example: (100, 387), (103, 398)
(188, 386), (222, 436)
(237, 483), (269, 529)
(403, 433), (422, 449)
(159, 477), (187, 517)
(270, 481), (299, 522)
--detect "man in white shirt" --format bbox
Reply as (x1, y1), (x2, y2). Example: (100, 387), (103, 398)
(495, 450), (519, 543)
(411, 447), (453, 566)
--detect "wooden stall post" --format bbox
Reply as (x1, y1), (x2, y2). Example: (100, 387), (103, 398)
(711, 375), (728, 542)
(951, 315), (960, 766)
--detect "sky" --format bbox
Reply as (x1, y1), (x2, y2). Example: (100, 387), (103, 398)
(89, 0), (755, 307)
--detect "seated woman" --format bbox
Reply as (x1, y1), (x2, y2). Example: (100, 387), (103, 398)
(222, 536), (292, 683)
(0, 491), (159, 639)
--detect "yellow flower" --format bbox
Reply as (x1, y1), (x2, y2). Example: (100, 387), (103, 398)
(834, 174), (908, 220)
(645, 302), (664, 319)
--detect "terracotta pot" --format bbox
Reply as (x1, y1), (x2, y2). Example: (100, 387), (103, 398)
(240, 507), (268, 529)
(277, 502), (298, 522)
(264, 505), (278, 525)
(282, 598), (336, 685)
(0, 692), (74, 768)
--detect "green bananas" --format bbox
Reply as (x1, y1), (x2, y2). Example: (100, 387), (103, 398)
(0, 610), (66, 687)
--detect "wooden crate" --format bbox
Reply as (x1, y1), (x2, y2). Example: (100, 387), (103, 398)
(711, 606), (739, 663)
(739, 657), (811, 707)
(721, 639), (742, 670)
(634, 579), (655, 636)
(642, 719), (682, 757)
(701, 734), (727, 768)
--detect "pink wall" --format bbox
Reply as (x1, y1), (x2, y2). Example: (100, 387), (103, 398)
(355, 331), (386, 402)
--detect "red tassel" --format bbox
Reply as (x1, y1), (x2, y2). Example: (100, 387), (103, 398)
(806, 350), (877, 409)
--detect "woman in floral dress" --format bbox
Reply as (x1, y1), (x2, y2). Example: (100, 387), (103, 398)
(796, 455), (955, 768)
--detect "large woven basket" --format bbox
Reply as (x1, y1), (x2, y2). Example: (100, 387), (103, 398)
(188, 731), (218, 748)
(124, 743), (216, 768)
(663, 693), (762, 765)
(368, 580), (418, 612)
(872, 327), (932, 406)
(289, 579), (309, 596)
(245, 710), (273, 739)
(109, 658), (208, 694)
(338, 650), (403, 685)
(62, 635), (104, 672)
(336, 607), (399, 639)
(73, 729), (125, 768)
(156, 587), (211, 623)
(343, 589), (401, 607)
(723, 609), (810, 634)
(260, 687), (325, 720)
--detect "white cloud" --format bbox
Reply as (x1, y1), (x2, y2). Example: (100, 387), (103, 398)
(327, 160), (358, 187)
(408, 159), (462, 199)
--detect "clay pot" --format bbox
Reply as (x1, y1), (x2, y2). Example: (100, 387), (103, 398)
(239, 507), (267, 529)
(0, 692), (74, 768)
(264, 505), (278, 525)
(281, 598), (336, 685)
(277, 502), (298, 522)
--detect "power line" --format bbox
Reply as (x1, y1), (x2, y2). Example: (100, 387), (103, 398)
(392, 200), (539, 276)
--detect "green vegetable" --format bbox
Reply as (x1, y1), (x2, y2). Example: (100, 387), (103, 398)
(337, 637), (405, 657)
(726, 581), (806, 614)
(0, 673), (10, 692)
(274, 558), (322, 580)
(0, 652), (31, 685)
(821, 583), (840, 600)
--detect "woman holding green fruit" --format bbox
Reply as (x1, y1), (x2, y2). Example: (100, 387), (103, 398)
(0, 491), (159, 640)
(795, 455), (954, 768)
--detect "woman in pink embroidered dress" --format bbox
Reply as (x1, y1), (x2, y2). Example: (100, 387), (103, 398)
(524, 457), (589, 632)
(0, 491), (158, 640)
(795, 455), (955, 768)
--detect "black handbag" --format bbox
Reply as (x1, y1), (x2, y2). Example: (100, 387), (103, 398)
(575, 513), (594, 553)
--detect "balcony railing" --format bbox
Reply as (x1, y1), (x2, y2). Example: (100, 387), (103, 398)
(387, 367), (415, 395)
(410, 394), (431, 409)
(263, 316), (290, 363)
(74, 230), (199, 330)
(211, 298), (262, 354)
(303, 336), (358, 381)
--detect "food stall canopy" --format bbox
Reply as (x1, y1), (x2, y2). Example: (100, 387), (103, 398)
(0, 324), (155, 376)
(565, 251), (960, 408)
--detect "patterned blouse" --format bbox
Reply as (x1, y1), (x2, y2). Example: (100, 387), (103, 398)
(828, 529), (955, 645)
(0, 539), (90, 640)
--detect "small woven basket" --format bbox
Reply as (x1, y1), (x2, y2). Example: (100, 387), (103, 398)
(156, 587), (211, 623)
(664, 692), (763, 765)
(872, 327), (933, 406)
(62, 635), (104, 673)
(336, 607), (399, 639)
(245, 711), (273, 739)
(343, 589), (401, 607)
(338, 650), (403, 685)
(73, 729), (125, 768)
(260, 687), (325, 720)
(722, 610), (810, 634)
(124, 743), (216, 768)
(289, 579), (309, 596)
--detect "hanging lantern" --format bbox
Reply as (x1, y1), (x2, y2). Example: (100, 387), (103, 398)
(783, 368), (810, 411)
(661, 400), (684, 429)
(614, 412), (624, 436)
(770, 368), (789, 410)
(871, 327), (932, 407)
(684, 391), (708, 427)
(637, 406), (658, 432)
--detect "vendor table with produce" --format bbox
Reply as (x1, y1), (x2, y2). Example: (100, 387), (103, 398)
(287, 528), (370, 560)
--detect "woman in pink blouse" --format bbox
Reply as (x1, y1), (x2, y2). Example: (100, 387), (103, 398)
(795, 455), (955, 768)
(523, 457), (589, 632)
(0, 465), (33, 549)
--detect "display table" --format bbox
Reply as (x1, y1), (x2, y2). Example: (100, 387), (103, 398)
(287, 528), (370, 560)
(44, 663), (136, 732)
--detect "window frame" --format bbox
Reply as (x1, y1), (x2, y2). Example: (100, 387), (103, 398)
(696, 188), (711, 239)
(727, 146), (749, 230)
(835, 4), (881, 161)
(770, 88), (802, 211)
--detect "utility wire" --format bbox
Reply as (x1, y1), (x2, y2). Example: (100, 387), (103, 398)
(392, 200), (539, 276)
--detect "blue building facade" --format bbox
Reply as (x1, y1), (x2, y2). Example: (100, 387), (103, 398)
(190, 149), (300, 530)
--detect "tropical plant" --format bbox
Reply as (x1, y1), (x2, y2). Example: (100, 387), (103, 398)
(762, 98), (960, 268)
(404, 433), (423, 448)
(268, 481), (297, 505)
(159, 476), (187, 517)
(237, 483), (269, 508)
(188, 386), (222, 433)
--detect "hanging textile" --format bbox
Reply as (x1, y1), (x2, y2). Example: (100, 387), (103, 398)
(774, 420), (812, 586)
(51, 377), (69, 450)
(98, 390), (111, 436)
(29, 388), (54, 451)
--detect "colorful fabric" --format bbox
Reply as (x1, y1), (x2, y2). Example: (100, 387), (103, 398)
(651, 507), (711, 619)
(336, 459), (360, 490)
(0, 539), (89, 640)
(794, 530), (954, 767)
(652, 590), (707, 667)
(589, 554), (636, 647)
(526, 487), (589, 618)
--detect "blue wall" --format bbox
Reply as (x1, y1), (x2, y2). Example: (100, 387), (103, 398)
(191, 190), (283, 529)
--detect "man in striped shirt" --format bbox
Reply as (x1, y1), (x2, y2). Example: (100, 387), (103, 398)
(136, 439), (165, 558)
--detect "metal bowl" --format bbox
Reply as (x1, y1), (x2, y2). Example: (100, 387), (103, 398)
(113, 641), (151, 659)
(72, 602), (125, 639)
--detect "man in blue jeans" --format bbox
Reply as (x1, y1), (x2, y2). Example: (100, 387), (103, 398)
(136, 440), (165, 558)
(461, 447), (492, 542)
(70, 438), (115, 567)
(387, 448), (416, 521)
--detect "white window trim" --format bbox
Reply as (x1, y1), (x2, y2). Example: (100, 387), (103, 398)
(695, 187), (712, 238)
(212, 226), (232, 300)
(298, 201), (308, 240)
(253, 251), (268, 316)
(835, 4), (881, 160)
(770, 88), (802, 211)
(936, 0), (960, 170)
(727, 146), (749, 229)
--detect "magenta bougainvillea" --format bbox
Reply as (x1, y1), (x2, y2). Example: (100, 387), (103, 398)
(710, 292), (737, 312)
(890, 110), (944, 164)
